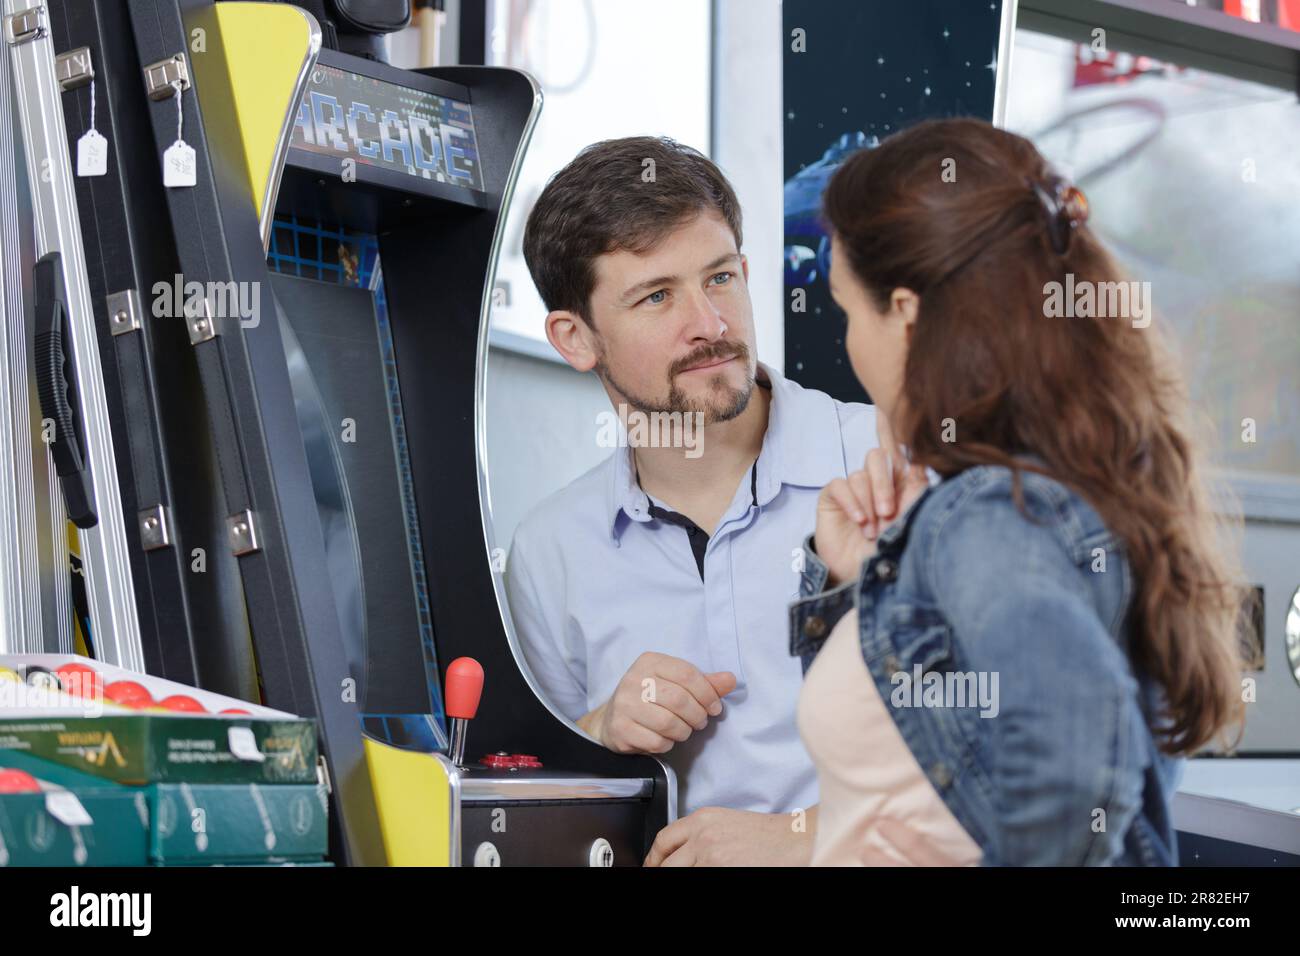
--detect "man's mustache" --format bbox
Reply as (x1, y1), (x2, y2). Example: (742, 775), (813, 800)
(671, 341), (749, 377)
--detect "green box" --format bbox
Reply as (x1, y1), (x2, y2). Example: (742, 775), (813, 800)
(148, 782), (329, 864)
(0, 751), (149, 867)
(0, 715), (318, 785)
(0, 751), (328, 866)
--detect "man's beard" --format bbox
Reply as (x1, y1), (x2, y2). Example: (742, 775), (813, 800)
(596, 340), (755, 425)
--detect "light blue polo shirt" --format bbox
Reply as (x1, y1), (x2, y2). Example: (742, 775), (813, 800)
(505, 362), (877, 816)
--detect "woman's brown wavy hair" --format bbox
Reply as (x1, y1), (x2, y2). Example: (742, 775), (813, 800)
(822, 117), (1245, 755)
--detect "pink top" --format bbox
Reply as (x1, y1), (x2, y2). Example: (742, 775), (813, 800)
(797, 609), (983, 866)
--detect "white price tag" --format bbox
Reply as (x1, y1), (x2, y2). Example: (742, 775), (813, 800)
(163, 140), (196, 188)
(76, 129), (108, 177)
(228, 725), (265, 762)
(45, 790), (94, 827)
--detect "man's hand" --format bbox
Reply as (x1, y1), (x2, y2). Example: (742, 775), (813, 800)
(814, 414), (928, 587)
(644, 806), (818, 867)
(576, 652), (736, 755)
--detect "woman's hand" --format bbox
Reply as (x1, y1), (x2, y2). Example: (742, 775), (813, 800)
(814, 415), (928, 587)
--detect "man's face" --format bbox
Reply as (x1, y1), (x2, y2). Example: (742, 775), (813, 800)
(585, 210), (757, 423)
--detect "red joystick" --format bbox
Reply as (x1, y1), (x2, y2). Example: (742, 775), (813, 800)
(445, 657), (483, 767)
(445, 657), (484, 720)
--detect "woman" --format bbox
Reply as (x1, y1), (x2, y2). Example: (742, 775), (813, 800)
(790, 117), (1246, 866)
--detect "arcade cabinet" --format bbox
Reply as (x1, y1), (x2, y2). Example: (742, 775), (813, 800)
(31, 0), (671, 865)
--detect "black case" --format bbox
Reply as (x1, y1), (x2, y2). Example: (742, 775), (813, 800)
(274, 0), (412, 59)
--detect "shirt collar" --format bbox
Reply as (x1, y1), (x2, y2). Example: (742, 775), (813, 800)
(753, 360), (854, 498)
(609, 433), (649, 536)
(605, 361), (851, 538)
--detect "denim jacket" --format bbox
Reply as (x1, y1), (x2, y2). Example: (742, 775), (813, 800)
(788, 465), (1184, 866)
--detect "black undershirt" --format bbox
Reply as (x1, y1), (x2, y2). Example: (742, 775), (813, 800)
(646, 463), (758, 582)
(637, 379), (772, 582)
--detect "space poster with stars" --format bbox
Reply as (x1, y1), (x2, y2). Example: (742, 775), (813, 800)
(783, 0), (1007, 404)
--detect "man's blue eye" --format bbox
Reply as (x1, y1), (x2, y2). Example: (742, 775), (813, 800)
(711, 272), (733, 286)
(647, 290), (667, 305)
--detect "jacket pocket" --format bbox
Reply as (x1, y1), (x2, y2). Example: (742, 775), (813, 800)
(877, 604), (988, 771)
(883, 604), (956, 671)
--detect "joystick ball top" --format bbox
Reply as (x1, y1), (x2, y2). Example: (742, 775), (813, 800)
(445, 657), (484, 720)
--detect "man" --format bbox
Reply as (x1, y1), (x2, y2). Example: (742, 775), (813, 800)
(506, 136), (891, 865)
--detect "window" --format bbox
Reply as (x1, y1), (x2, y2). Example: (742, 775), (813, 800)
(1006, 29), (1300, 485)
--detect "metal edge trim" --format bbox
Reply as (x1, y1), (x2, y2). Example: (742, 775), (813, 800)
(472, 71), (560, 725)
(257, 6), (322, 252)
(459, 776), (655, 801)
(433, 752), (462, 867)
(469, 66), (681, 827)
(6, 0), (140, 662)
(992, 0), (1020, 128)
(0, 6), (44, 644)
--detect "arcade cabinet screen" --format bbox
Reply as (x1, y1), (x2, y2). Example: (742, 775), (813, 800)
(291, 64), (484, 192)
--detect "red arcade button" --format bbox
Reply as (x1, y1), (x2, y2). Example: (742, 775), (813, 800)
(479, 753), (544, 769)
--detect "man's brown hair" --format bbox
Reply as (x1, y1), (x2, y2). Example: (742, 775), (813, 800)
(522, 136), (743, 326)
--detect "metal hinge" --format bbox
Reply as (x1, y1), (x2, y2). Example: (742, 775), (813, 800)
(138, 504), (172, 551)
(226, 509), (261, 556)
(184, 296), (218, 344)
(143, 51), (190, 100)
(54, 46), (93, 90)
(106, 289), (143, 336)
(3, 6), (46, 46)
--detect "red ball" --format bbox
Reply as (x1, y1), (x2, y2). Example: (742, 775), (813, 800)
(159, 694), (207, 714)
(219, 708), (251, 716)
(0, 769), (40, 793)
(104, 680), (153, 708)
(55, 663), (103, 700)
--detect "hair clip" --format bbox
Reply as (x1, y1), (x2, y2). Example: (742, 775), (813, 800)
(1029, 175), (1090, 255)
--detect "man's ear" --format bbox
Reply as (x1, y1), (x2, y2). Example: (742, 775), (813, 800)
(739, 253), (749, 284)
(545, 309), (600, 372)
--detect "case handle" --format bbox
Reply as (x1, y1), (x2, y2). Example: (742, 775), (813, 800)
(33, 252), (98, 528)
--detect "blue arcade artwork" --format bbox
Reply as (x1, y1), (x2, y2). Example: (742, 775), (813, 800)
(783, 0), (1007, 404)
